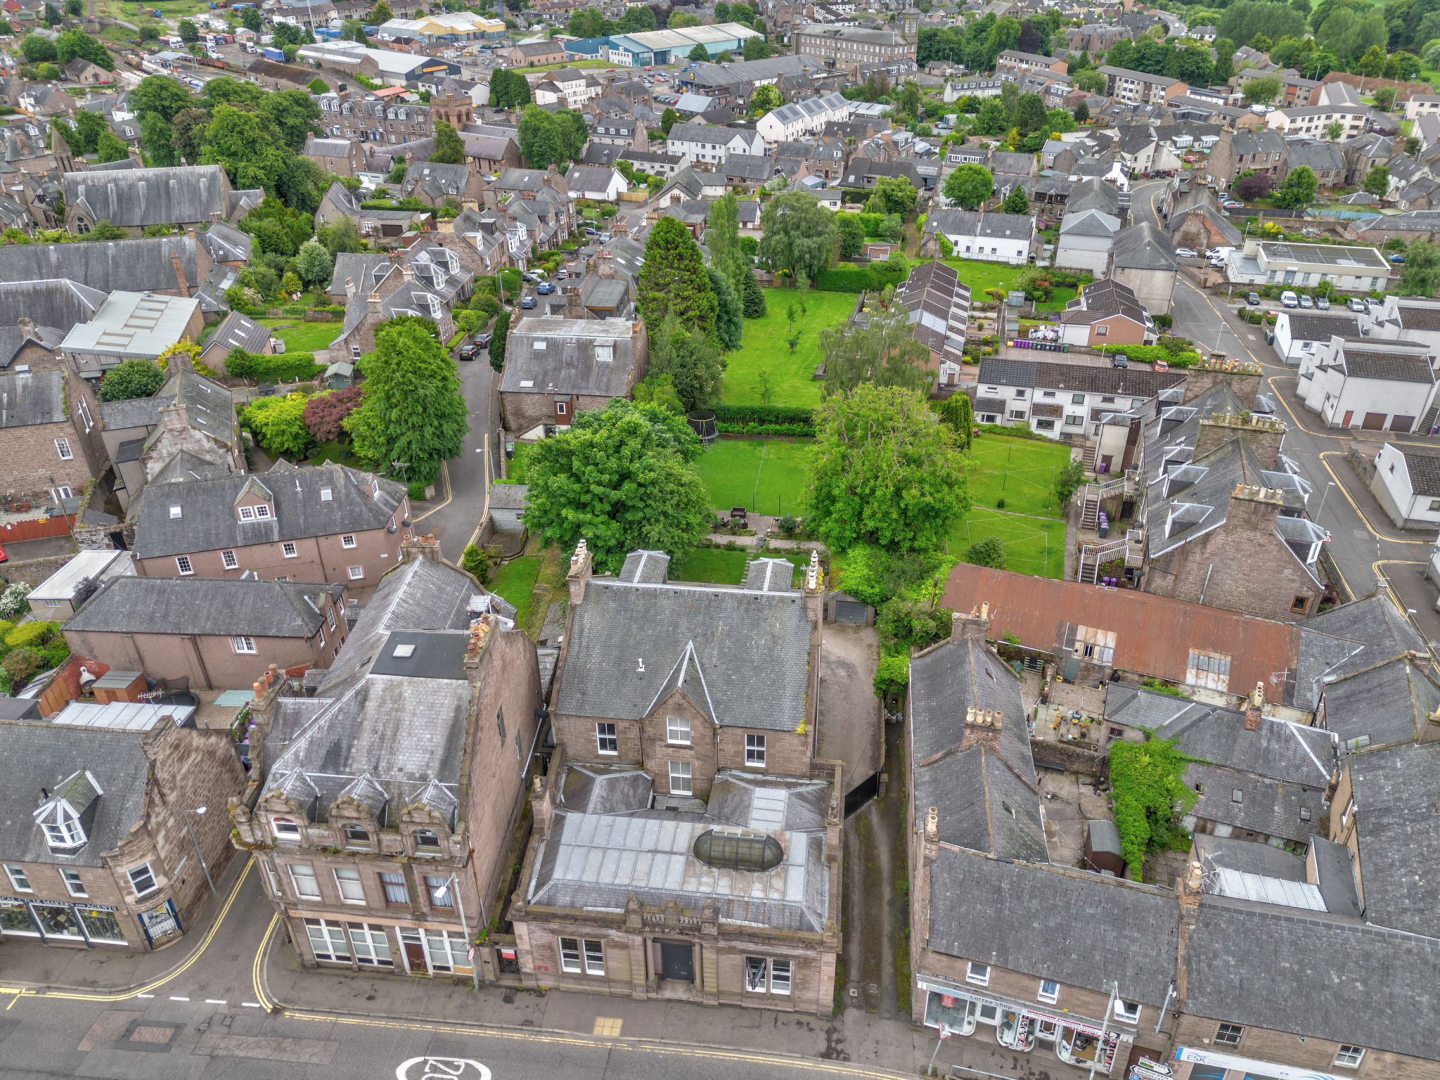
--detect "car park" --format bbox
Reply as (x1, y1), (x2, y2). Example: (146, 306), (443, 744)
(1315, 295), (1330, 310)
(1246, 292), (1262, 306)
(1281, 291), (1299, 308)
(1175, 247), (1199, 258)
(1298, 294), (1314, 309)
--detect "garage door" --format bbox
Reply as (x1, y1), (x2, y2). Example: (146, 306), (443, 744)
(1362, 412), (1387, 430)
(1391, 415), (1416, 432)
(833, 599), (871, 625)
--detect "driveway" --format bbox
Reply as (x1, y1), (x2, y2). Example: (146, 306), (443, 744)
(817, 624), (882, 787)
(412, 350), (501, 562)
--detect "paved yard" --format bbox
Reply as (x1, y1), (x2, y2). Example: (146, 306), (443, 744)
(817, 624), (882, 786)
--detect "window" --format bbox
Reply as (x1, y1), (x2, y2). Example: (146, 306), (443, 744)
(52, 485), (74, 501)
(1096, 325), (1108, 336)
(305, 918), (351, 963)
(583, 938), (605, 975)
(667, 715), (691, 746)
(55, 437), (74, 460)
(1215, 1023), (1244, 1047)
(1113, 999), (1141, 1024)
(60, 869), (88, 898)
(966, 961), (990, 986)
(1072, 393), (1085, 405)
(428, 876), (455, 908)
(343, 823), (370, 848)
(238, 505), (255, 521)
(321, 488), (333, 502)
(127, 863), (158, 898)
(1038, 979), (1059, 1004)
(329, 867), (366, 904)
(559, 936), (583, 973)
(42, 813), (86, 851)
(5, 865), (32, 893)
(254, 504), (272, 519)
(347, 565), (365, 580)
(669, 760), (692, 795)
(272, 817), (301, 843)
(745, 956), (792, 994)
(1291, 594), (1309, 614)
(379, 871), (408, 905)
(595, 345), (613, 362)
(282, 542), (298, 559)
(596, 722), (618, 755)
(1334, 1046), (1365, 1069)
(232, 636), (257, 655)
(290, 863), (321, 900)
(341, 534), (357, 549)
(745, 733), (766, 767)
(221, 550), (239, 570)
(1076, 625), (1116, 665)
(175, 555), (194, 576)
(556, 401), (569, 416)
(413, 829), (442, 854)
(349, 924), (393, 967)
(1186, 649), (1232, 692)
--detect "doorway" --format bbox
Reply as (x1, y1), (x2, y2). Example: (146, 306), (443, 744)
(399, 929), (429, 975)
(658, 940), (694, 983)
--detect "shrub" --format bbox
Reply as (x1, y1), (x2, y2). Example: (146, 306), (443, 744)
(99, 358), (165, 401)
(461, 544), (491, 584)
(0, 585), (29, 620)
(242, 393), (313, 458)
(1, 646), (45, 688)
(226, 349), (327, 383)
(4, 621), (57, 650)
(873, 651), (910, 700)
(303, 386), (363, 442)
(711, 404), (815, 425)
(776, 515), (799, 537)
(965, 536), (1006, 569)
(407, 480), (429, 501)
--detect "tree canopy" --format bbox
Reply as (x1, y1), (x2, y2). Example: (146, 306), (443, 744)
(647, 317), (727, 411)
(1273, 165), (1318, 209)
(431, 121), (465, 165)
(98, 359), (165, 402)
(819, 288), (933, 397)
(489, 70), (532, 109)
(637, 217), (718, 336)
(521, 400), (712, 573)
(757, 193), (838, 286)
(345, 320), (468, 485)
(943, 163), (994, 209)
(807, 385), (969, 555)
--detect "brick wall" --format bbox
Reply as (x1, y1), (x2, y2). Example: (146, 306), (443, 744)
(554, 711), (643, 767)
(134, 525), (406, 589)
(62, 627), (338, 691)
(0, 418), (95, 504)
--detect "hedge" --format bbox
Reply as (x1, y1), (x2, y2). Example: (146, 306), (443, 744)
(4, 621), (57, 650)
(226, 349), (327, 383)
(711, 404), (815, 425)
(1105, 344), (1202, 368)
(814, 262), (909, 293)
(716, 421), (814, 436)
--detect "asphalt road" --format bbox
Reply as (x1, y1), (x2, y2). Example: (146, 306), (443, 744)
(1131, 181), (1440, 646)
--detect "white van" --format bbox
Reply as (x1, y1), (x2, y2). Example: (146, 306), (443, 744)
(1280, 290), (1299, 308)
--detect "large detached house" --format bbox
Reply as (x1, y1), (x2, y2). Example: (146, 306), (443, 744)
(925, 210), (1036, 265)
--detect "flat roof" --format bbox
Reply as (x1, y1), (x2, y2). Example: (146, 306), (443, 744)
(1257, 241), (1389, 270)
(28, 550), (133, 602)
(49, 700), (194, 730)
(59, 291), (201, 358)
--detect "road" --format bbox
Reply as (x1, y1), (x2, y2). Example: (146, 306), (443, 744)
(411, 351), (501, 563)
(1131, 181), (1440, 646)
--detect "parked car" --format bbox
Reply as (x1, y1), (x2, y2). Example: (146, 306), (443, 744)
(1390, 254), (1406, 264)
(522, 272), (540, 283)
(1175, 247), (1199, 259)
(1315, 295), (1330, 310)
(1298, 294), (1315, 309)
(520, 295), (537, 309)
(1246, 292), (1262, 306)
(458, 343), (479, 361)
(537, 282), (555, 295)
(0, 543), (6, 564)
(1281, 291), (1299, 308)
(1347, 297), (1367, 313)
(1111, 353), (1129, 369)
(475, 331), (493, 348)
(1222, 199), (1244, 210)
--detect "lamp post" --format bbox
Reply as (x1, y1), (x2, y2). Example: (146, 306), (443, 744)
(436, 874), (481, 991)
(182, 806), (216, 896)
(1315, 480), (1336, 521)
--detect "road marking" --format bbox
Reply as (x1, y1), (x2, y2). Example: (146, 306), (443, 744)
(170, 996), (190, 1002)
(205, 999), (228, 1005)
(251, 913), (280, 1013)
(242, 1002), (263, 1009)
(1317, 453), (1428, 546)
(137, 994), (154, 999)
(412, 460), (454, 523)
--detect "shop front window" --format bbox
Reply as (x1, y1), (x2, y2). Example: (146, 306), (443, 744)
(77, 906), (126, 943)
(31, 903), (84, 941)
(0, 899), (38, 936)
(924, 990), (978, 1036)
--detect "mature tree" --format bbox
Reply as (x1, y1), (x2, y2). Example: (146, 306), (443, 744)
(837, 213), (865, 258)
(819, 289), (933, 397)
(1398, 240), (1440, 297)
(943, 163), (994, 209)
(94, 131), (130, 164)
(660, 107), (680, 135)
(687, 43), (709, 62)
(1002, 186), (1030, 215)
(749, 83), (782, 115)
(1053, 460), (1086, 508)
(1373, 87), (1397, 112)
(1074, 69), (1106, 94)
(345, 320), (468, 485)
(431, 120), (465, 164)
(522, 400), (711, 573)
(807, 385), (969, 555)
(757, 192), (838, 286)
(243, 393), (313, 458)
(317, 217), (363, 255)
(637, 217), (718, 336)
(896, 80), (922, 119)
(567, 8), (613, 37)
(1014, 92), (1048, 134)
(617, 5), (656, 32)
(1273, 165), (1318, 209)
(1233, 170), (1275, 201)
(199, 105), (290, 194)
(56, 29), (113, 68)
(707, 268), (743, 351)
(170, 106), (210, 164)
(966, 536), (1006, 569)
(938, 391), (973, 449)
(258, 90), (321, 153)
(865, 175), (918, 217)
(740, 269), (767, 318)
(64, 0), (81, 14)
(517, 106), (565, 168)
(1219, 1), (1307, 47)
(98, 359), (165, 402)
(632, 372), (685, 413)
(1364, 166), (1390, 198)
(742, 36), (771, 60)
(706, 192), (749, 295)
(20, 33), (57, 62)
(1073, 99), (1090, 124)
(647, 318), (727, 410)
(295, 238), (334, 287)
(57, 110), (108, 155)
(669, 10), (700, 29)
(488, 310), (509, 372)
(1241, 75), (1283, 107)
(1324, 120), (1345, 141)
(489, 69), (532, 109)
(970, 96), (1010, 134)
(240, 6), (264, 31)
(1212, 38), (1237, 81)
(303, 386), (363, 442)
(178, 19), (200, 43)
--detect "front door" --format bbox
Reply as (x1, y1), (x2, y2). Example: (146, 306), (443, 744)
(659, 941), (694, 983)
(400, 929), (429, 975)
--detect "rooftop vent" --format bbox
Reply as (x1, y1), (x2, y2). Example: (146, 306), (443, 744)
(393, 643), (416, 658)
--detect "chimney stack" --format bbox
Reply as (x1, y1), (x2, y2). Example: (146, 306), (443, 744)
(950, 602), (990, 642)
(567, 538), (593, 605)
(1244, 681), (1264, 732)
(158, 401), (189, 434)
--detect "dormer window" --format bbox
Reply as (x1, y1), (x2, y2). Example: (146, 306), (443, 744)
(343, 823), (370, 847)
(414, 829), (441, 853)
(272, 816), (302, 843)
(34, 771), (100, 853)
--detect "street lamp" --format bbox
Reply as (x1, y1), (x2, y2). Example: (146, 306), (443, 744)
(1315, 480), (1337, 520)
(434, 874), (481, 991)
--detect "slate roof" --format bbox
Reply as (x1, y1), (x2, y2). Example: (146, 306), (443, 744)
(978, 356), (1185, 398)
(260, 558), (515, 822)
(1347, 741), (1440, 936)
(63, 165), (232, 228)
(0, 368), (66, 428)
(926, 209), (1033, 242)
(499, 317), (639, 399)
(555, 563), (813, 733)
(1336, 342), (1436, 384)
(895, 260), (970, 360)
(1398, 446), (1440, 497)
(1110, 222), (1176, 270)
(131, 461), (405, 559)
(1193, 832), (1306, 881)
(65, 576), (336, 639)
(97, 362), (237, 448)
(1323, 656), (1440, 751)
(1282, 311), (1362, 341)
(1294, 593), (1427, 711)
(199, 310), (272, 361)
(927, 850), (1179, 1006)
(0, 235), (202, 295)
(529, 770), (831, 933)
(0, 278), (106, 338)
(1183, 897), (1440, 1058)
(0, 722), (149, 867)
(1186, 762), (1326, 843)
(1061, 278), (1149, 327)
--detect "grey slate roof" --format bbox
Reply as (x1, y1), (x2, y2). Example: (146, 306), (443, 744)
(0, 369), (66, 429)
(63, 165), (231, 228)
(1110, 222), (1176, 270)
(65, 576), (335, 639)
(1347, 741), (1440, 936)
(978, 356), (1185, 398)
(1183, 897), (1440, 1058)
(1336, 342), (1436, 384)
(555, 568), (813, 733)
(0, 236), (203, 297)
(1398, 446), (1440, 497)
(97, 363), (237, 449)
(928, 850), (1179, 1006)
(1193, 832), (1306, 880)
(1187, 762), (1326, 844)
(926, 208), (1033, 242)
(499, 317), (639, 400)
(0, 278), (106, 337)
(1321, 656), (1440, 750)
(1282, 311), (1362, 341)
(1294, 593), (1427, 711)
(0, 723), (149, 867)
(199, 310), (272, 361)
(131, 462), (404, 559)
(529, 770), (832, 934)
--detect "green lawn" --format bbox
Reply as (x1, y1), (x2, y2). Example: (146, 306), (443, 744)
(490, 556), (541, 629)
(695, 438), (812, 517)
(942, 258), (1029, 299)
(721, 288), (856, 408)
(502, 441), (533, 485)
(259, 319), (343, 354)
(670, 546), (806, 587)
(950, 434), (1071, 579)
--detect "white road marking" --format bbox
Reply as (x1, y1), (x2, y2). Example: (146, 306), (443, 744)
(137, 994), (154, 999)
(169, 996), (190, 1002)
(205, 999), (228, 1005)
(242, 1002), (263, 1009)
